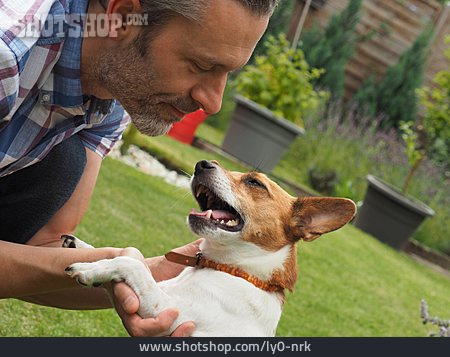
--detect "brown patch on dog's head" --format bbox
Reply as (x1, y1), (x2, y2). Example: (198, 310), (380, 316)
(224, 170), (356, 247)
(225, 170), (296, 251)
(224, 169), (356, 292)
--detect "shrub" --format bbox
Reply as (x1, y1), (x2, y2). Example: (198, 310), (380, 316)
(416, 35), (450, 171)
(355, 26), (435, 129)
(397, 34), (450, 193)
(234, 34), (328, 128)
(300, 0), (363, 99)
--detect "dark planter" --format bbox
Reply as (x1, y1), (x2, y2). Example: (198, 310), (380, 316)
(308, 168), (337, 195)
(354, 175), (435, 250)
(221, 95), (304, 173)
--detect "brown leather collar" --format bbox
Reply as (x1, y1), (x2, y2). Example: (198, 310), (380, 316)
(165, 251), (283, 293)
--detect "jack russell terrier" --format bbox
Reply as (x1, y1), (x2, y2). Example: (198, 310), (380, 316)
(65, 160), (356, 336)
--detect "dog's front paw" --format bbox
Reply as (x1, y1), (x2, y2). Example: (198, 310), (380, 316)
(61, 234), (77, 248)
(61, 234), (94, 249)
(65, 261), (119, 287)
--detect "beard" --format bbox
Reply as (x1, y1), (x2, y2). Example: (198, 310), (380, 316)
(86, 39), (199, 136)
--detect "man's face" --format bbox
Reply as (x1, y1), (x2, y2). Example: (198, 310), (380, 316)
(90, 0), (269, 136)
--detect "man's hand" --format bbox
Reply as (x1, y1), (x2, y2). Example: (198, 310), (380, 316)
(112, 283), (195, 337)
(111, 240), (203, 336)
(146, 239), (203, 282)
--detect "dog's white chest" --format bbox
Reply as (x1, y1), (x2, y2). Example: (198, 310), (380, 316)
(158, 268), (283, 336)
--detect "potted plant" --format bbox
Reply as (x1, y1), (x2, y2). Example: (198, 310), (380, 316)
(221, 34), (328, 172)
(354, 37), (449, 249)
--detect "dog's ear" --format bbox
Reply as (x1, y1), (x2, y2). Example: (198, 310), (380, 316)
(287, 197), (357, 242)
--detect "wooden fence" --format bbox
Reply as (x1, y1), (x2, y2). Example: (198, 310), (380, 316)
(287, 0), (450, 100)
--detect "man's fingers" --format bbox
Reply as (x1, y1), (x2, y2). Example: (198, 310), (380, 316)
(126, 309), (180, 337)
(170, 322), (196, 337)
(152, 309), (179, 332)
(122, 247), (145, 261)
(113, 282), (139, 314)
(174, 238), (204, 255)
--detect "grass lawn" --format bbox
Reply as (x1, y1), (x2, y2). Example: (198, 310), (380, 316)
(0, 158), (448, 336)
(123, 124), (248, 176)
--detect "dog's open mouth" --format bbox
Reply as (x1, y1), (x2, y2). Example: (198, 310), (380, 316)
(190, 184), (244, 232)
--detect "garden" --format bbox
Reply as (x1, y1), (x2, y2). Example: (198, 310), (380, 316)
(0, 0), (448, 337)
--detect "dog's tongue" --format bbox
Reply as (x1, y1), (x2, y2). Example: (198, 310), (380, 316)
(190, 209), (235, 220)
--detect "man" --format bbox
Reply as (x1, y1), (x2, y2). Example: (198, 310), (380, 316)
(0, 0), (276, 336)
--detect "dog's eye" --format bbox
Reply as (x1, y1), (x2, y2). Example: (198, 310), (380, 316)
(245, 178), (266, 189)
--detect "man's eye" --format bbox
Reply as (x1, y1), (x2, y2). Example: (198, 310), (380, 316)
(192, 62), (212, 72)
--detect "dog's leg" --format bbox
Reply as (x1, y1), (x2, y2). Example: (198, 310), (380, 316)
(61, 234), (94, 249)
(66, 257), (173, 320)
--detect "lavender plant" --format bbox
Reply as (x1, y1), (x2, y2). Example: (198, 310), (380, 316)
(420, 299), (449, 337)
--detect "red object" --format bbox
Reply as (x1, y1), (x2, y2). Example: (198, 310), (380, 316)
(167, 109), (208, 144)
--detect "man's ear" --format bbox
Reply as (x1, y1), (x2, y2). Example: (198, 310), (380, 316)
(106, 0), (142, 39)
(288, 197), (357, 242)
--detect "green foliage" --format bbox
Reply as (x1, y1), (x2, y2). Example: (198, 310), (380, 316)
(394, 35), (450, 193)
(399, 120), (427, 193)
(272, 104), (449, 254)
(355, 26), (435, 129)
(300, 0), (363, 98)
(334, 177), (358, 200)
(399, 121), (424, 169)
(416, 35), (450, 169)
(353, 75), (378, 117)
(234, 34), (329, 127)
(377, 26), (434, 128)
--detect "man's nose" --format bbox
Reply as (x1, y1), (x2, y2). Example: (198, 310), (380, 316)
(191, 75), (227, 115)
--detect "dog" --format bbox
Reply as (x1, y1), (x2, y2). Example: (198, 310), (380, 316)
(65, 160), (356, 336)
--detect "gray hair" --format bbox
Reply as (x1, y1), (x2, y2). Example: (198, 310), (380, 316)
(139, 0), (279, 24)
(134, 0), (279, 55)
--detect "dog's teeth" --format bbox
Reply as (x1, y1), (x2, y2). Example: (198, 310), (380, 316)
(196, 185), (208, 198)
(225, 219), (239, 227)
(205, 210), (212, 220)
(220, 220), (225, 224)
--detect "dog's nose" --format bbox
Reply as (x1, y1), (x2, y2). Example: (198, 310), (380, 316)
(195, 160), (216, 176)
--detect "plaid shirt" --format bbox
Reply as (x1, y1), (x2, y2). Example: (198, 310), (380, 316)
(0, 0), (130, 177)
